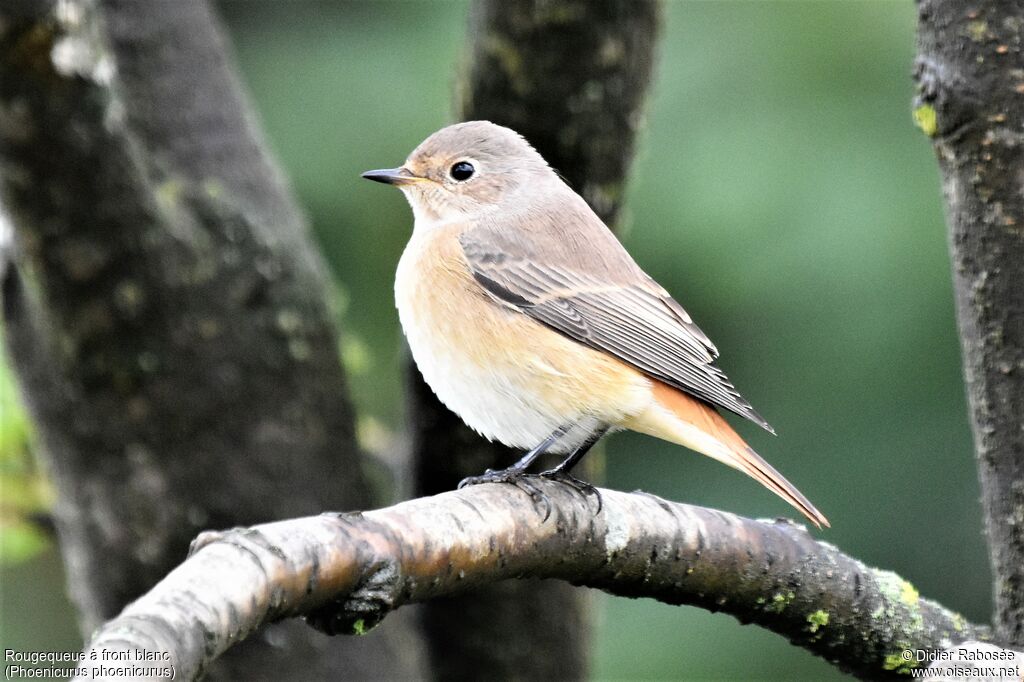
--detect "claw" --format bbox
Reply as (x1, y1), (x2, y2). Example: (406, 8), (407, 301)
(458, 468), (553, 519)
(458, 467), (523, 489)
(539, 469), (603, 514)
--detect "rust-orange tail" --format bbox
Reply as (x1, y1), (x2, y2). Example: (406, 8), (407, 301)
(626, 381), (829, 528)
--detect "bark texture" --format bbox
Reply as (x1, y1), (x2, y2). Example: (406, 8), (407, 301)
(0, 0), (422, 678)
(79, 482), (990, 682)
(409, 1), (662, 679)
(914, 0), (1024, 646)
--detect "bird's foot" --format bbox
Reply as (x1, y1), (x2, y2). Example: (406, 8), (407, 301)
(538, 468), (603, 514)
(458, 468), (556, 519)
(458, 467), (602, 519)
(458, 466), (532, 489)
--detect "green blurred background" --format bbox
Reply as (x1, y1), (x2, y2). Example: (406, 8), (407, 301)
(0, 1), (988, 679)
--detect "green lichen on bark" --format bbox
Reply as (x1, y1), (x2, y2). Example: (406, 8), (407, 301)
(915, 0), (1024, 646)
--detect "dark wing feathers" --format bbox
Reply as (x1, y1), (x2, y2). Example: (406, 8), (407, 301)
(461, 227), (774, 433)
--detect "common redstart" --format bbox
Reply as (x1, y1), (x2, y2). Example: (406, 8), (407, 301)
(363, 121), (828, 528)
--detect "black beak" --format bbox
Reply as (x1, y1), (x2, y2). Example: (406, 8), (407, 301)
(361, 167), (421, 185)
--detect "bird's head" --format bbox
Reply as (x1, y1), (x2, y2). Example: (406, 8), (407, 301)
(362, 121), (553, 228)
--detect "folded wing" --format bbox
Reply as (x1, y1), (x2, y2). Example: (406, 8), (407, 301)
(459, 219), (774, 433)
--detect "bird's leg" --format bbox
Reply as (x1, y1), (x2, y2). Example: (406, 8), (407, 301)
(541, 427), (607, 476)
(538, 426), (609, 512)
(457, 426), (568, 489)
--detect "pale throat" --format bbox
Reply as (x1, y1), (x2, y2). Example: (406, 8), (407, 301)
(402, 187), (475, 234)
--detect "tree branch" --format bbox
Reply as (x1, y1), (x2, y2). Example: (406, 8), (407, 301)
(914, 0), (1024, 646)
(79, 481), (989, 682)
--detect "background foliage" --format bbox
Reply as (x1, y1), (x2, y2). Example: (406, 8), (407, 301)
(0, 2), (987, 679)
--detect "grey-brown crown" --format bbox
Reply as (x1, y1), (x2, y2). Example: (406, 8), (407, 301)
(405, 121), (549, 178)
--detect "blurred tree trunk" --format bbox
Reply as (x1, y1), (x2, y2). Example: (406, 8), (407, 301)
(0, 0), (424, 679)
(409, 1), (662, 679)
(914, 0), (1024, 646)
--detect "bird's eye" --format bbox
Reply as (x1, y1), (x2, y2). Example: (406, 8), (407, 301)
(449, 161), (475, 182)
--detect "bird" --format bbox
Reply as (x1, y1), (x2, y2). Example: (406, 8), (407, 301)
(362, 120), (828, 528)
